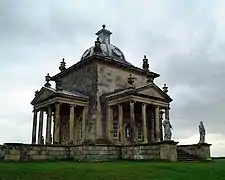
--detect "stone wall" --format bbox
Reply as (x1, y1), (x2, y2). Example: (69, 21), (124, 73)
(97, 63), (147, 95)
(177, 143), (212, 161)
(0, 142), (179, 162)
(69, 145), (120, 161)
(121, 144), (160, 160)
(1, 143), (120, 162)
(121, 141), (178, 161)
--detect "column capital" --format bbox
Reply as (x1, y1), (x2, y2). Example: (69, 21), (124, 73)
(130, 99), (136, 104)
(32, 108), (38, 113)
(70, 104), (76, 108)
(55, 101), (62, 105)
(142, 102), (146, 106)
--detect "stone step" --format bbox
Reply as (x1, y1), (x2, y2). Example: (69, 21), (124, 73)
(177, 149), (199, 162)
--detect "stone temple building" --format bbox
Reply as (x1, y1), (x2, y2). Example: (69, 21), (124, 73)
(0, 25), (211, 162)
(30, 25), (173, 146)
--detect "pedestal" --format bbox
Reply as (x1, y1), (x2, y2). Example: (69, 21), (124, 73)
(160, 140), (179, 161)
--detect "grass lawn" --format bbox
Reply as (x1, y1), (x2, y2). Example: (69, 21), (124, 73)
(0, 160), (224, 180)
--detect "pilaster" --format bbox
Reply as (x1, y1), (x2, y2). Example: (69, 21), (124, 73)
(82, 106), (87, 142)
(107, 106), (113, 142)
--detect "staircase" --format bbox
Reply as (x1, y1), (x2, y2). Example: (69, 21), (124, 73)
(177, 149), (199, 162)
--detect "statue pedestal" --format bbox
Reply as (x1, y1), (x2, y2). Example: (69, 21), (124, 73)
(159, 140), (178, 161)
(197, 143), (212, 161)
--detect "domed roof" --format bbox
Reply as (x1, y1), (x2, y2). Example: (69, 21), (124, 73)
(81, 25), (133, 66)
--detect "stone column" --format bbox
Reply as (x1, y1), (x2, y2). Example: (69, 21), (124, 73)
(38, 110), (44, 144)
(82, 106), (87, 142)
(45, 106), (52, 144)
(118, 104), (124, 143)
(69, 105), (75, 144)
(54, 102), (61, 144)
(31, 109), (38, 144)
(130, 100), (135, 143)
(107, 105), (113, 142)
(155, 106), (160, 142)
(142, 103), (148, 143)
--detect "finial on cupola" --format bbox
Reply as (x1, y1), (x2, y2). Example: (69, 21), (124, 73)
(44, 73), (51, 87)
(162, 84), (168, 93)
(128, 74), (135, 87)
(142, 55), (149, 71)
(59, 58), (66, 72)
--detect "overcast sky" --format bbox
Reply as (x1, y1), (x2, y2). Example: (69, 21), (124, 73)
(1, 0), (225, 156)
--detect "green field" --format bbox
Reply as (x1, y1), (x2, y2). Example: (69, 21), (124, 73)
(0, 161), (224, 180)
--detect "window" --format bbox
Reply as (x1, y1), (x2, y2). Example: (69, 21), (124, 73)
(137, 123), (142, 140)
(80, 120), (83, 139)
(113, 121), (119, 139)
(125, 123), (131, 138)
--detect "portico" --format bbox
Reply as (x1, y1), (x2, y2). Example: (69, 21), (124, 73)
(31, 86), (88, 145)
(105, 83), (172, 145)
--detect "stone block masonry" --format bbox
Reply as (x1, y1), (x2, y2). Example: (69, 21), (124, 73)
(0, 142), (211, 162)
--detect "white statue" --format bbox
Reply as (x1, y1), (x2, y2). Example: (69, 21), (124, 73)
(163, 119), (173, 140)
(199, 121), (205, 143)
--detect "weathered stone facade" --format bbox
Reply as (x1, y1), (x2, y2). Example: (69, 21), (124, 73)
(30, 25), (172, 146)
(0, 143), (179, 162)
(1, 25), (211, 162)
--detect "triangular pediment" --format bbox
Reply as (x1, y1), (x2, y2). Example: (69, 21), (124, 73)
(31, 87), (56, 105)
(136, 83), (172, 102)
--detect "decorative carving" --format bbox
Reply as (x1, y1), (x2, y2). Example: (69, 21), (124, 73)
(142, 55), (149, 71)
(163, 119), (173, 140)
(59, 58), (66, 72)
(199, 121), (206, 144)
(44, 73), (51, 88)
(128, 74), (134, 86)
